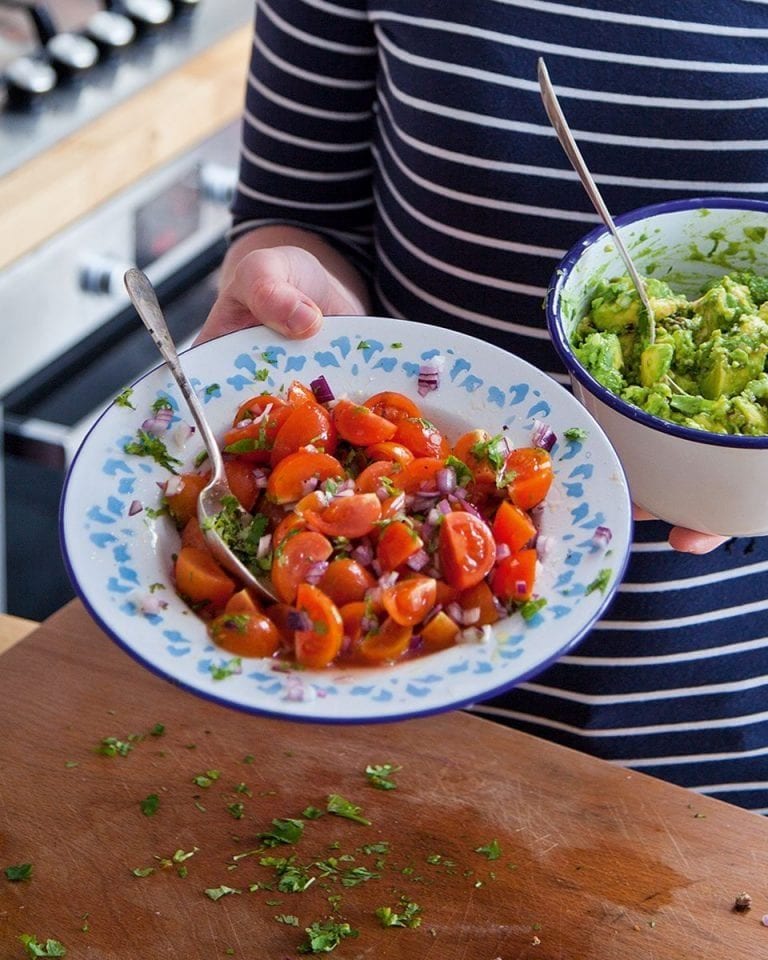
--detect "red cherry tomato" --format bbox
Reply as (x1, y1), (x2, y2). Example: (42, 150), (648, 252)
(438, 510), (496, 591)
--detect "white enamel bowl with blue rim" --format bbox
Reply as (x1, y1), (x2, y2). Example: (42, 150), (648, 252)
(60, 317), (632, 724)
(546, 197), (768, 538)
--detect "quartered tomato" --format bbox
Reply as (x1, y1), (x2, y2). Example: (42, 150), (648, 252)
(381, 575), (437, 626)
(363, 391), (422, 424)
(305, 492), (382, 539)
(294, 583), (344, 668)
(393, 417), (450, 458)
(270, 401), (337, 465)
(210, 590), (280, 657)
(492, 500), (537, 552)
(266, 450), (345, 504)
(376, 520), (424, 572)
(271, 530), (333, 604)
(317, 558), (377, 607)
(501, 447), (554, 510)
(223, 401), (292, 464)
(490, 548), (538, 602)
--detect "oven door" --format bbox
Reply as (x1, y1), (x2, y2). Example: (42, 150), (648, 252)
(2, 123), (239, 620)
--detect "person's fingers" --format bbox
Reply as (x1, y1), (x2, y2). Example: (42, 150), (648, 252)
(197, 246), (362, 344)
(668, 527), (729, 554)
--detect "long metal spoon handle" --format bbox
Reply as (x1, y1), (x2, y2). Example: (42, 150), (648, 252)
(537, 58), (655, 335)
(124, 267), (224, 474)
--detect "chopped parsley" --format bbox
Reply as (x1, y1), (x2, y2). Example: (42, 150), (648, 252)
(470, 433), (509, 471)
(586, 568), (612, 595)
(258, 817), (305, 847)
(357, 340), (372, 351)
(275, 914), (300, 926)
(519, 597), (548, 621)
(341, 865), (380, 887)
(98, 735), (135, 757)
(254, 368), (270, 382)
(114, 388), (135, 409)
(209, 657), (243, 681)
(444, 455), (473, 488)
(375, 897), (422, 928)
(4, 863), (32, 882)
(205, 885), (242, 901)
(131, 866), (154, 878)
(205, 497), (271, 573)
(474, 839), (502, 861)
(123, 429), (181, 473)
(299, 919), (359, 953)
(564, 427), (588, 441)
(18, 935), (67, 958)
(140, 793), (160, 816)
(326, 794), (371, 826)
(365, 763), (401, 791)
(192, 770), (221, 788)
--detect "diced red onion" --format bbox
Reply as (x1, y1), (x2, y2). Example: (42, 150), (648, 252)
(375, 485), (390, 502)
(128, 499), (143, 516)
(593, 525), (612, 547)
(299, 476), (319, 496)
(253, 469), (269, 489)
(462, 607), (480, 625)
(360, 615), (379, 635)
(457, 625), (491, 645)
(417, 361), (442, 397)
(310, 375), (335, 404)
(515, 580), (528, 596)
(495, 542), (511, 563)
(305, 560), (329, 585)
(437, 499), (452, 515)
(351, 541), (374, 566)
(530, 419), (557, 452)
(286, 609), (313, 631)
(141, 405), (173, 436)
(406, 548), (429, 571)
(536, 535), (553, 560)
(459, 498), (483, 519)
(164, 475), (185, 497)
(133, 592), (168, 616)
(378, 570), (399, 590)
(436, 467), (456, 494)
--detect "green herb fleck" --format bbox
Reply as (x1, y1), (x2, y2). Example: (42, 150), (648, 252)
(114, 388), (135, 409)
(275, 914), (300, 926)
(357, 340), (372, 351)
(586, 568), (612, 595)
(519, 597), (547, 621)
(475, 839), (501, 860)
(150, 723), (165, 737)
(375, 896), (422, 928)
(209, 657), (243, 681)
(192, 770), (221, 788)
(326, 794), (371, 825)
(98, 736), (134, 757)
(258, 817), (305, 847)
(564, 427), (588, 441)
(140, 793), (160, 817)
(4, 863), (32, 882)
(18, 935), (67, 958)
(131, 866), (154, 878)
(302, 805), (324, 820)
(123, 429), (181, 473)
(299, 919), (359, 953)
(390, 342), (403, 349)
(365, 763), (401, 791)
(205, 886), (241, 901)
(227, 802), (245, 820)
(254, 368), (270, 382)
(341, 865), (380, 887)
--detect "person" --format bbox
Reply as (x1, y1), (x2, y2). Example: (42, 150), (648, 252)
(198, 1), (768, 812)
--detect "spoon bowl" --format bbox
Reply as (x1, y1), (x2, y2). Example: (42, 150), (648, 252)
(123, 268), (277, 602)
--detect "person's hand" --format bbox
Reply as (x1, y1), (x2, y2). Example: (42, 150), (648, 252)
(633, 507), (729, 554)
(196, 235), (369, 345)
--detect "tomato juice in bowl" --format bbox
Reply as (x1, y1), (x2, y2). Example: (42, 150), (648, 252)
(60, 318), (632, 723)
(546, 198), (768, 537)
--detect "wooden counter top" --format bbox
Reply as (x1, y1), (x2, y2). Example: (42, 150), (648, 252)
(1, 600), (767, 959)
(0, 25), (251, 272)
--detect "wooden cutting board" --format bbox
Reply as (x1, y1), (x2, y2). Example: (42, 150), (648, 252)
(0, 601), (766, 959)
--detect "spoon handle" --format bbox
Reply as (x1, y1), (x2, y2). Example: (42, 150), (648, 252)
(123, 267), (224, 474)
(537, 59), (655, 339)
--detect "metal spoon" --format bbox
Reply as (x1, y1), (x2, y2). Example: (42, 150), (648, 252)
(124, 267), (277, 602)
(537, 58), (655, 343)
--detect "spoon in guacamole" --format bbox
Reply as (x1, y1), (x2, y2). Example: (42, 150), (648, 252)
(537, 58), (656, 345)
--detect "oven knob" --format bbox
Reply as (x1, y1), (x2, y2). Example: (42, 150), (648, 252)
(78, 256), (131, 296)
(200, 163), (238, 205)
(86, 10), (137, 52)
(106, 0), (174, 29)
(46, 33), (100, 74)
(4, 56), (57, 104)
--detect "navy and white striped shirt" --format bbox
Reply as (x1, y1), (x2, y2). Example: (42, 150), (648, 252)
(232, 0), (768, 811)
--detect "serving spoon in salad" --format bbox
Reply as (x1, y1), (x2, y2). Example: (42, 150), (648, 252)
(537, 58), (656, 345)
(124, 267), (278, 603)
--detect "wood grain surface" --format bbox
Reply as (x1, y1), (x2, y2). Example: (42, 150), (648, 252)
(0, 25), (251, 271)
(1, 601), (766, 959)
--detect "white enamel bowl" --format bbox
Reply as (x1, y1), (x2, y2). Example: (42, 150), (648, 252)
(546, 197), (768, 537)
(61, 317), (632, 724)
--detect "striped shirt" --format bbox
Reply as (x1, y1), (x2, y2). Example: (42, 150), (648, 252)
(232, 0), (768, 811)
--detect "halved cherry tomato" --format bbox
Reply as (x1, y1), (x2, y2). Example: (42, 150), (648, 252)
(354, 460), (401, 494)
(165, 472), (207, 527)
(420, 610), (460, 652)
(305, 492), (382, 539)
(381, 575), (437, 626)
(270, 401), (337, 466)
(501, 447), (554, 511)
(232, 393), (287, 426)
(363, 391), (422, 424)
(438, 510), (496, 591)
(397, 457), (446, 494)
(332, 399), (397, 445)
(317, 558), (376, 607)
(490, 548), (538, 603)
(224, 459), (262, 512)
(223, 404), (292, 464)
(266, 450), (345, 504)
(285, 380), (316, 406)
(294, 583), (344, 668)
(353, 616), (412, 663)
(458, 580), (500, 626)
(492, 500), (537, 552)
(364, 441), (414, 466)
(175, 546), (236, 607)
(452, 429), (499, 491)
(393, 417), (450, 458)
(271, 530), (333, 604)
(376, 520), (423, 572)
(210, 607), (280, 657)
(271, 511), (306, 548)
(181, 516), (209, 551)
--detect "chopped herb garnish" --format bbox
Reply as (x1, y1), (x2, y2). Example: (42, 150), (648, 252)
(275, 914), (300, 926)
(254, 368), (270, 382)
(586, 568), (612, 595)
(357, 340), (372, 351)
(390, 342), (403, 349)
(365, 763), (401, 791)
(123, 429), (181, 473)
(326, 794), (371, 826)
(564, 427), (588, 441)
(302, 805), (324, 820)
(470, 433), (508, 472)
(192, 770), (221, 788)
(18, 935), (67, 958)
(341, 865), (380, 887)
(114, 388), (135, 409)
(131, 866), (154, 878)
(299, 919), (359, 953)
(140, 793), (160, 816)
(209, 657), (243, 681)
(519, 597), (548, 621)
(444, 455), (473, 488)
(475, 839), (501, 860)
(205, 886), (242, 901)
(375, 897), (422, 928)
(4, 863), (32, 882)
(227, 802), (245, 820)
(149, 723), (165, 737)
(258, 817), (305, 846)
(204, 383), (220, 396)
(98, 736), (134, 757)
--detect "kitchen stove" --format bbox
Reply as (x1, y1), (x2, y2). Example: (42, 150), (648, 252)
(0, 0), (254, 619)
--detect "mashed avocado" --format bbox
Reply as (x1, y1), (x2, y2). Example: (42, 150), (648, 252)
(571, 271), (768, 435)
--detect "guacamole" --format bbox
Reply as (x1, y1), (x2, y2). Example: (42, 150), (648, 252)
(571, 271), (768, 435)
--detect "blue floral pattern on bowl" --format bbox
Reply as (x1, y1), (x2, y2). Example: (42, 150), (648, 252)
(60, 317), (632, 724)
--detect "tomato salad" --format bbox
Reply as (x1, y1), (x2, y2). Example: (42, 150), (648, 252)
(160, 378), (554, 669)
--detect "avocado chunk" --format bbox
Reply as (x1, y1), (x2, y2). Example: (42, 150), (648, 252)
(639, 342), (674, 388)
(574, 331), (625, 393)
